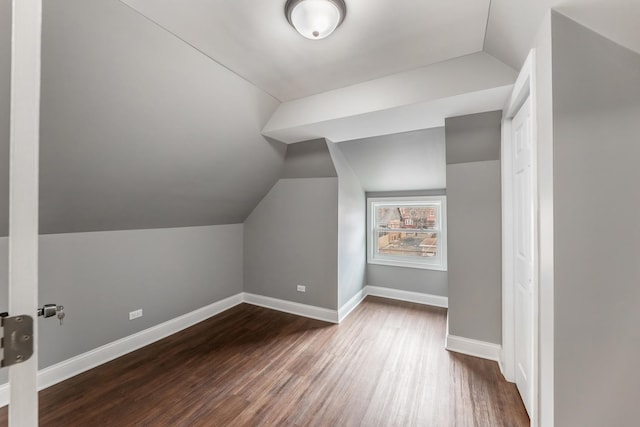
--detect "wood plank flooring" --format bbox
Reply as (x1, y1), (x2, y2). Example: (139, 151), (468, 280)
(0, 297), (529, 426)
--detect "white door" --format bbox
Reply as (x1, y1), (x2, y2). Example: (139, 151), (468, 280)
(6, 0), (43, 425)
(512, 97), (534, 416)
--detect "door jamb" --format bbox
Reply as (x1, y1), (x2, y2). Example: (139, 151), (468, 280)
(7, 0), (43, 425)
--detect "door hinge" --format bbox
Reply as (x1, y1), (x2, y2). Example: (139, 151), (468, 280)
(1, 313), (34, 367)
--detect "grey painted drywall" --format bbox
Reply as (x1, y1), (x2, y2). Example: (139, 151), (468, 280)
(281, 139), (337, 179)
(367, 264), (448, 297)
(0, 0), (9, 236)
(35, 224), (242, 370)
(445, 111), (502, 164)
(327, 143), (366, 308)
(445, 160), (502, 344)
(445, 111), (502, 344)
(0, 0), (286, 236)
(337, 128), (446, 192)
(551, 13), (640, 427)
(244, 178), (339, 309)
(0, 225), (242, 385)
(365, 189), (448, 297)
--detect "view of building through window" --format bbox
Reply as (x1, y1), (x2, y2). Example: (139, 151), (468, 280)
(376, 206), (438, 258)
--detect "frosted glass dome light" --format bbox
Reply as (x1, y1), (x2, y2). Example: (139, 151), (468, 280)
(285, 0), (346, 40)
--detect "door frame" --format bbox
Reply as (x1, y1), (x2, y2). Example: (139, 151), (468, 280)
(6, 0), (43, 425)
(501, 50), (539, 427)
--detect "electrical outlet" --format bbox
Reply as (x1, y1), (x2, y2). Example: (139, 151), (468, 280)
(129, 309), (143, 320)
(296, 285), (306, 293)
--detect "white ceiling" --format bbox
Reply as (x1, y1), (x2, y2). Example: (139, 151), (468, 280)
(121, 0), (640, 102)
(121, 0), (491, 101)
(485, 0), (640, 69)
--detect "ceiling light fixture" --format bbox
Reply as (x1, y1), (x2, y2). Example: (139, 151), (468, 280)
(285, 0), (346, 40)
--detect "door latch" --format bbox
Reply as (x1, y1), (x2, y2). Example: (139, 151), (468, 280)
(38, 303), (65, 325)
(1, 313), (34, 367)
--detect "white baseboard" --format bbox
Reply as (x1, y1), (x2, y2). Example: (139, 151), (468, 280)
(242, 293), (339, 324)
(366, 285), (449, 308)
(338, 288), (367, 322)
(0, 293), (243, 408)
(445, 311), (502, 362)
(445, 334), (502, 362)
(0, 383), (6, 409)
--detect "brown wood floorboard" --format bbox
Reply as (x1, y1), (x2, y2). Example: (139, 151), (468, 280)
(0, 296), (529, 426)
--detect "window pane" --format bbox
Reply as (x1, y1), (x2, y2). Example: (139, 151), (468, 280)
(376, 206), (437, 230)
(377, 231), (438, 258)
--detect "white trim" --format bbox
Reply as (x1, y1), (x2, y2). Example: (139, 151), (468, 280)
(500, 116), (515, 382)
(367, 195), (448, 272)
(242, 293), (339, 323)
(0, 383), (7, 409)
(445, 334), (502, 362)
(498, 356), (506, 378)
(445, 312), (502, 363)
(9, 0), (43, 423)
(365, 286), (448, 308)
(0, 293), (244, 408)
(338, 288), (367, 322)
(505, 53), (534, 118)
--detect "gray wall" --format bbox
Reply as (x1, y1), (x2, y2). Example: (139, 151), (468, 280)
(0, 224), (243, 384)
(367, 264), (448, 297)
(281, 139), (337, 179)
(551, 13), (640, 427)
(327, 143), (366, 308)
(445, 111), (502, 344)
(0, 0), (285, 236)
(244, 178), (339, 309)
(337, 128), (446, 192)
(446, 111), (502, 164)
(446, 161), (502, 344)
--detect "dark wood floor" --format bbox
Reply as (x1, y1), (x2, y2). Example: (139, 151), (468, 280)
(1, 297), (528, 426)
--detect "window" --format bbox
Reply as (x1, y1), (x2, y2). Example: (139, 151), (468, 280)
(367, 196), (447, 271)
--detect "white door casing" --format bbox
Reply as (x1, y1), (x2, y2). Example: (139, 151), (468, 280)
(8, 0), (43, 425)
(512, 98), (534, 416)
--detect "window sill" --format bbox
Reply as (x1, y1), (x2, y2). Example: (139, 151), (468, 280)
(367, 258), (448, 272)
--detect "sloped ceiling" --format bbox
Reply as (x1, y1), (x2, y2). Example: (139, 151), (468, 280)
(485, 0), (640, 70)
(2, 0), (639, 235)
(337, 128), (446, 192)
(121, 0), (491, 101)
(1, 0), (285, 236)
(121, 0), (640, 99)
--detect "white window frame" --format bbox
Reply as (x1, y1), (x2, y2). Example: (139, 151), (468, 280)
(367, 195), (447, 271)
